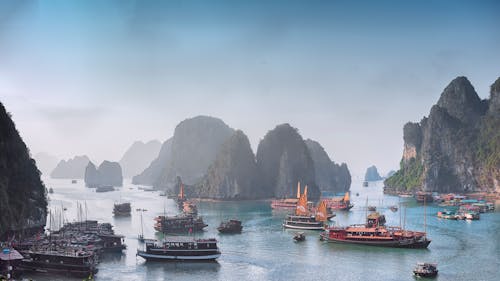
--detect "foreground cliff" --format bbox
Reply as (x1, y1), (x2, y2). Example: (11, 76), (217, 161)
(305, 139), (351, 193)
(84, 161), (123, 187)
(256, 124), (320, 199)
(193, 130), (264, 199)
(0, 102), (47, 237)
(385, 77), (500, 193)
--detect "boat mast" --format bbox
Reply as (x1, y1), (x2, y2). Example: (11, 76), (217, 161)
(424, 193), (427, 238)
(140, 209), (144, 238)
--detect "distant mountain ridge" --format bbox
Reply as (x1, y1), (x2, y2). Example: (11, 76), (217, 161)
(85, 160), (123, 187)
(50, 155), (90, 179)
(120, 140), (161, 178)
(385, 76), (500, 193)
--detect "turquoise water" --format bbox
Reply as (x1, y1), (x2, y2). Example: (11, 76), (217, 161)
(32, 178), (500, 281)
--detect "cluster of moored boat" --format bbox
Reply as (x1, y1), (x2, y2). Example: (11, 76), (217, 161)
(1, 220), (126, 279)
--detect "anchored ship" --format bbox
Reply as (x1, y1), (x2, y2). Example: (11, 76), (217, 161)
(137, 237), (221, 261)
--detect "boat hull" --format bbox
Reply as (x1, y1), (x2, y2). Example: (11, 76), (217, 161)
(320, 233), (431, 248)
(18, 261), (97, 278)
(137, 251), (221, 261)
(283, 223), (324, 230)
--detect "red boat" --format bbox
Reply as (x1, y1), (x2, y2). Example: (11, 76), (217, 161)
(271, 182), (301, 210)
(320, 212), (431, 248)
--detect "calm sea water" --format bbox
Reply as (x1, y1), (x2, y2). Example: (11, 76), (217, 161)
(29, 178), (500, 281)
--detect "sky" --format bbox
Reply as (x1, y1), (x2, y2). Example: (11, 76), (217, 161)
(1, 0), (499, 178)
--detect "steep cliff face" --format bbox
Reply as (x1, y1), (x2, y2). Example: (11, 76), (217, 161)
(84, 161), (123, 187)
(364, 165), (383, 181)
(0, 102), (47, 237)
(155, 116), (234, 188)
(256, 124), (320, 199)
(119, 140), (162, 178)
(305, 139), (351, 193)
(192, 130), (263, 199)
(385, 77), (500, 193)
(50, 155), (90, 179)
(132, 138), (173, 186)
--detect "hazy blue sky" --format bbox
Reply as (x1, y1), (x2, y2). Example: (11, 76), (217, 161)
(1, 0), (499, 177)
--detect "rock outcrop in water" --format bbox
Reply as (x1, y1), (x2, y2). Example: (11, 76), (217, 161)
(364, 165), (383, 181)
(192, 130), (263, 199)
(50, 155), (90, 179)
(305, 139), (351, 193)
(0, 102), (47, 238)
(385, 76), (500, 193)
(84, 161), (123, 187)
(132, 138), (173, 186)
(155, 116), (234, 188)
(256, 124), (320, 199)
(119, 140), (162, 178)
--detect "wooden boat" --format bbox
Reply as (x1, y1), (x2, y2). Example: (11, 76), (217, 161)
(415, 191), (433, 203)
(137, 237), (221, 261)
(413, 262), (438, 278)
(363, 181), (369, 187)
(71, 179), (77, 184)
(113, 202), (131, 216)
(390, 205), (398, 212)
(320, 212), (431, 248)
(293, 232), (305, 242)
(437, 210), (459, 220)
(17, 250), (98, 278)
(154, 215), (207, 234)
(271, 182), (301, 210)
(283, 189), (327, 231)
(322, 192), (354, 211)
(367, 206), (376, 212)
(217, 220), (243, 234)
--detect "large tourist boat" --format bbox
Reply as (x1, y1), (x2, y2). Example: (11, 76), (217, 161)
(154, 215), (207, 234)
(17, 250), (98, 278)
(283, 189), (328, 230)
(322, 192), (353, 211)
(137, 237), (221, 261)
(320, 212), (431, 248)
(415, 191), (433, 203)
(271, 182), (301, 210)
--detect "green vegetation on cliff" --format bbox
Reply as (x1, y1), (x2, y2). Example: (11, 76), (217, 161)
(384, 157), (424, 191)
(476, 115), (500, 186)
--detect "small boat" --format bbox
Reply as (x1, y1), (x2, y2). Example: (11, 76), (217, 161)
(437, 210), (459, 220)
(71, 179), (77, 184)
(217, 219), (243, 234)
(48, 187), (54, 194)
(96, 185), (114, 193)
(356, 192), (359, 197)
(363, 181), (369, 187)
(293, 232), (305, 242)
(390, 205), (398, 212)
(368, 206), (376, 212)
(399, 193), (413, 198)
(137, 237), (221, 261)
(413, 262), (438, 278)
(113, 202), (131, 216)
(415, 191), (433, 203)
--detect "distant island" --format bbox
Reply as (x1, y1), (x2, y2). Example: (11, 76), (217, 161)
(119, 140), (161, 178)
(85, 160), (123, 187)
(50, 155), (90, 179)
(135, 116), (352, 200)
(385, 76), (500, 193)
(364, 165), (383, 181)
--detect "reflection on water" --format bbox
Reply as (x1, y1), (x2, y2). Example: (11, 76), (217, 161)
(25, 177), (500, 281)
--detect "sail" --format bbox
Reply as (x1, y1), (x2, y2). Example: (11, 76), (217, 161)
(296, 181), (301, 199)
(304, 185), (308, 201)
(179, 183), (185, 199)
(295, 192), (308, 216)
(343, 192), (350, 202)
(315, 200), (328, 222)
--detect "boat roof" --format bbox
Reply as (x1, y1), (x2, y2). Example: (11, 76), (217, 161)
(0, 249), (23, 261)
(152, 236), (218, 243)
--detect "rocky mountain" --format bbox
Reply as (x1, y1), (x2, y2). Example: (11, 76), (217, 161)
(33, 152), (59, 176)
(0, 102), (47, 238)
(305, 139), (351, 193)
(385, 170), (396, 178)
(256, 124), (320, 199)
(192, 130), (263, 199)
(385, 76), (500, 193)
(132, 138), (173, 186)
(154, 116), (234, 188)
(364, 165), (383, 181)
(84, 160), (123, 187)
(50, 155), (90, 179)
(119, 140), (162, 178)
